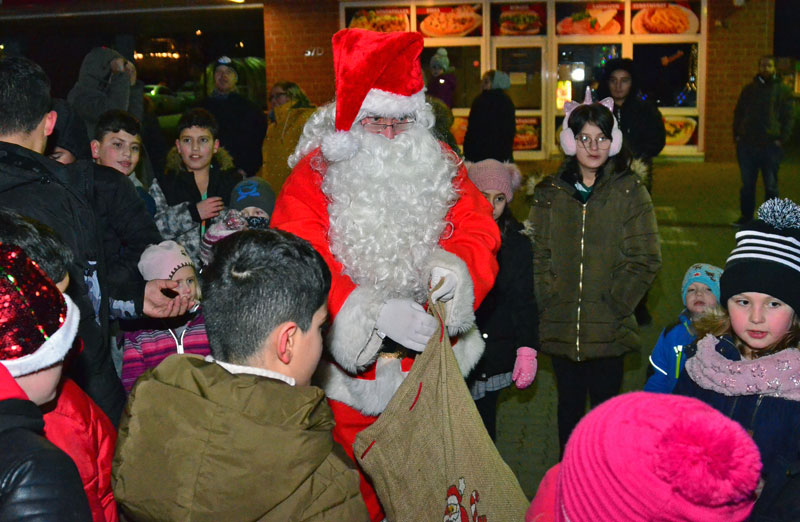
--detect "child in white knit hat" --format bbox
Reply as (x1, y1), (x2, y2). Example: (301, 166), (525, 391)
(120, 241), (210, 394)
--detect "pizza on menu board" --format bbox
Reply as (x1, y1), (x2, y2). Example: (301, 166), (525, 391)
(556, 4), (622, 35)
(417, 5), (482, 37)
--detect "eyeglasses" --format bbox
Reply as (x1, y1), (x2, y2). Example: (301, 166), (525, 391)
(269, 91), (288, 101)
(360, 117), (415, 134)
(577, 134), (611, 150)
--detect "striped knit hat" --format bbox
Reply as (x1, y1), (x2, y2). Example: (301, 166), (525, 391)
(720, 198), (800, 312)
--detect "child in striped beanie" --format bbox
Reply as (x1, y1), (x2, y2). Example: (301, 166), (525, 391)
(673, 198), (800, 519)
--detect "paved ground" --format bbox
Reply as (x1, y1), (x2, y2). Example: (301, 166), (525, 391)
(497, 153), (800, 498)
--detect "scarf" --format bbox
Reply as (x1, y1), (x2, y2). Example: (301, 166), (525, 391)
(685, 334), (800, 402)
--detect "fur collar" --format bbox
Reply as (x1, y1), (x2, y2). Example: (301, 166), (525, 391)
(164, 146), (235, 173)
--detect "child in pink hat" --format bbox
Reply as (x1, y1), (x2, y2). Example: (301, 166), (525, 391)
(526, 391), (762, 522)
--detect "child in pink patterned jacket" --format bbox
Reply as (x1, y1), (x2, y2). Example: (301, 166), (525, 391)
(120, 241), (210, 394)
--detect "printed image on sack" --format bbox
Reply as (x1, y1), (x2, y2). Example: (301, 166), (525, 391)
(443, 477), (487, 522)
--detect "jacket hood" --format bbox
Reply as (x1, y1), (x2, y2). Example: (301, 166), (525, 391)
(553, 155), (635, 190)
(0, 364), (29, 402)
(114, 355), (336, 520)
(76, 47), (123, 90)
(164, 145), (235, 173)
(597, 58), (639, 103)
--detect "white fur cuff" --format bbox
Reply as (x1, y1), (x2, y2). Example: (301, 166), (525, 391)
(326, 287), (385, 373)
(452, 325), (485, 377)
(315, 358), (408, 416)
(427, 249), (475, 334)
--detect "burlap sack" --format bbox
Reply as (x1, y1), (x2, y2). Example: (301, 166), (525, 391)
(354, 298), (529, 521)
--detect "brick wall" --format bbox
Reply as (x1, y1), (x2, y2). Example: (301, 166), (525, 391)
(262, 0), (339, 107)
(705, 0), (774, 161)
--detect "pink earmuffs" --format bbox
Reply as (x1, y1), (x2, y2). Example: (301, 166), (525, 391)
(560, 86), (622, 157)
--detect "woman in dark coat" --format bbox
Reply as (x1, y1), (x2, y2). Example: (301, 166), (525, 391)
(463, 70), (516, 163)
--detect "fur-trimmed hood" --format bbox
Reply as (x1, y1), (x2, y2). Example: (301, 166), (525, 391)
(164, 145), (235, 173)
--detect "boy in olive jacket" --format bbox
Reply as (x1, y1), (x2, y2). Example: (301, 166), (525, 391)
(112, 230), (368, 521)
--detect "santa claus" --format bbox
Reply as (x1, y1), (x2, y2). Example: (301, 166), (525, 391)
(271, 28), (500, 520)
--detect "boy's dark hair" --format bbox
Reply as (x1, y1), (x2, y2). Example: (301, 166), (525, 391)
(177, 108), (218, 140)
(0, 57), (52, 136)
(201, 229), (330, 365)
(0, 209), (73, 283)
(94, 109), (141, 142)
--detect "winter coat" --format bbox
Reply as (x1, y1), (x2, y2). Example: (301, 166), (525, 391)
(67, 47), (144, 138)
(734, 74), (794, 147)
(613, 96), (666, 162)
(200, 92), (267, 176)
(427, 72), (457, 108)
(0, 366), (92, 521)
(257, 103), (316, 193)
(150, 147), (241, 264)
(120, 311), (210, 394)
(42, 379), (118, 522)
(643, 311), (695, 393)
(470, 217), (538, 380)
(0, 141), (125, 425)
(112, 355), (369, 521)
(674, 336), (800, 518)
(463, 89), (516, 163)
(528, 159), (661, 361)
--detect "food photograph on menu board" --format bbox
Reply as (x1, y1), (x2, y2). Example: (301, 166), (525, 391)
(514, 117), (541, 151)
(450, 117), (469, 146)
(417, 5), (483, 38)
(555, 3), (623, 35)
(491, 3), (547, 36)
(631, 2), (700, 34)
(663, 115), (698, 146)
(346, 7), (411, 32)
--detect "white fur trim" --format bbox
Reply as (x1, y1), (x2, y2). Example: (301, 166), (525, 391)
(2, 295), (79, 378)
(321, 130), (360, 163)
(452, 325), (485, 377)
(427, 249), (475, 335)
(326, 287), (385, 373)
(315, 357), (407, 416)
(359, 88), (427, 119)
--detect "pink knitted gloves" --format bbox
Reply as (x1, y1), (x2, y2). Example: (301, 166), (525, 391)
(512, 347), (537, 389)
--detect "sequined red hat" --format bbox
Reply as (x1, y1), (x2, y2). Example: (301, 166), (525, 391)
(0, 243), (79, 378)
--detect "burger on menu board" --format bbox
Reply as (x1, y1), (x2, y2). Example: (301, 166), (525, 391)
(499, 9), (542, 35)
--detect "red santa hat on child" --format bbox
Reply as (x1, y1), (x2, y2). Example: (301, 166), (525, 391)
(321, 28), (427, 163)
(0, 243), (79, 378)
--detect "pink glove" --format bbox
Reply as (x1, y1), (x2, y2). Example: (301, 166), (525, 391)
(512, 347), (538, 389)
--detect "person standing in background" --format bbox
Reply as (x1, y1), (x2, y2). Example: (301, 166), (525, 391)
(463, 70), (516, 163)
(732, 56), (794, 227)
(200, 56), (267, 178)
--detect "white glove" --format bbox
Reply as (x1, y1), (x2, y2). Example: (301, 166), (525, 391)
(376, 298), (438, 352)
(429, 267), (457, 302)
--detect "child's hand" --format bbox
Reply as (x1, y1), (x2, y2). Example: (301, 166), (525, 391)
(512, 347), (538, 389)
(197, 197), (224, 220)
(124, 60), (137, 86)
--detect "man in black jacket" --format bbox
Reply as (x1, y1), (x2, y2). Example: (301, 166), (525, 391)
(598, 58), (666, 192)
(0, 57), (192, 424)
(732, 56), (794, 226)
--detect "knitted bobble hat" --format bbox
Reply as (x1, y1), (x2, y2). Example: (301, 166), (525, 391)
(199, 210), (247, 266)
(681, 263), (723, 306)
(556, 392), (761, 522)
(0, 243), (79, 378)
(720, 198), (800, 312)
(230, 178), (275, 217)
(138, 241), (195, 281)
(465, 159), (522, 202)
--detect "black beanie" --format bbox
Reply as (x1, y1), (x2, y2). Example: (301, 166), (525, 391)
(51, 99), (91, 160)
(720, 198), (800, 313)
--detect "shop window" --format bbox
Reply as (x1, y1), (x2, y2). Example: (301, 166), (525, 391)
(557, 44), (621, 107)
(421, 46), (482, 109)
(497, 47), (542, 110)
(633, 43), (698, 107)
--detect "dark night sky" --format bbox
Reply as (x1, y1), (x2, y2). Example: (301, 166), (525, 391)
(775, 0), (800, 58)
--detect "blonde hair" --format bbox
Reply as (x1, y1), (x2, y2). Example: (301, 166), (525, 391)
(694, 305), (800, 358)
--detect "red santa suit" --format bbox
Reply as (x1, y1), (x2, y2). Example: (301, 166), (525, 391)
(272, 28), (500, 521)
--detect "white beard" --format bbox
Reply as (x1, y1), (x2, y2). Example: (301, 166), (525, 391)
(322, 125), (459, 302)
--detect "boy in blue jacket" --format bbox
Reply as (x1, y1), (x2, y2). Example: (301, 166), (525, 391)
(644, 263), (722, 393)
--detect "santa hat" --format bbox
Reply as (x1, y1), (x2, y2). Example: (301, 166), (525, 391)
(0, 243), (79, 378)
(322, 28), (427, 163)
(721, 198), (800, 312)
(138, 240), (195, 281)
(556, 392), (761, 522)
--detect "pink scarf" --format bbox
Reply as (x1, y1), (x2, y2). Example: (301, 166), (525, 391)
(685, 334), (800, 402)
